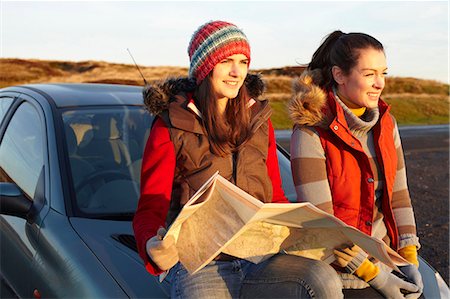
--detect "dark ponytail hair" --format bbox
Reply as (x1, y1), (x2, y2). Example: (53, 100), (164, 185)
(308, 30), (384, 90)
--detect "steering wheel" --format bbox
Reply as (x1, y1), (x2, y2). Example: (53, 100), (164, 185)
(74, 170), (132, 193)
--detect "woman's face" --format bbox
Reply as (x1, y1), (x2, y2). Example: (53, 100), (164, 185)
(210, 54), (249, 101)
(334, 48), (387, 109)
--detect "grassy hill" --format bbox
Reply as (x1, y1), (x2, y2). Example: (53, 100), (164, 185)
(1, 58), (448, 129)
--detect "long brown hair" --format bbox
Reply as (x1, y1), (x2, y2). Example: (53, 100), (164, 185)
(194, 73), (251, 156)
(309, 30), (384, 90)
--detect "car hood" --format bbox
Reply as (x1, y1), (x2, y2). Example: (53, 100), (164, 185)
(70, 218), (450, 299)
(69, 217), (170, 298)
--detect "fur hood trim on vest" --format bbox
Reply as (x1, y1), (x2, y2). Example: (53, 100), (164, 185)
(143, 73), (265, 115)
(288, 69), (333, 129)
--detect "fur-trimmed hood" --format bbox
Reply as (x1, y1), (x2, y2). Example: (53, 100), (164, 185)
(143, 73), (265, 115)
(288, 69), (333, 129)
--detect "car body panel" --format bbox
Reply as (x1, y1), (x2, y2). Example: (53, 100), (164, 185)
(419, 257), (450, 299)
(0, 216), (36, 297)
(31, 209), (127, 298)
(0, 91), (50, 298)
(69, 217), (170, 298)
(9, 84), (144, 107)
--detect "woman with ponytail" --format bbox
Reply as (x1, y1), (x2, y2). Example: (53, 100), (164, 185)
(133, 20), (343, 298)
(289, 31), (423, 298)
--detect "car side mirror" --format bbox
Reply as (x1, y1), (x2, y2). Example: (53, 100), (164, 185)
(0, 182), (32, 219)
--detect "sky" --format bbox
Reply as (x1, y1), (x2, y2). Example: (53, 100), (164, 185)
(1, 0), (449, 83)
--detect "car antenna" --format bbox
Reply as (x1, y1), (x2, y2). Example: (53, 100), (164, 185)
(127, 48), (148, 85)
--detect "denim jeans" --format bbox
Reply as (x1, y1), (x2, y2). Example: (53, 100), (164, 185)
(167, 254), (343, 299)
(241, 254), (343, 299)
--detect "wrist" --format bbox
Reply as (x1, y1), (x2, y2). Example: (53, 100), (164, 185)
(398, 245), (419, 267)
(354, 259), (380, 282)
(345, 249), (368, 274)
(367, 267), (388, 289)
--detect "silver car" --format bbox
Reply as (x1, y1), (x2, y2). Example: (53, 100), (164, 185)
(0, 84), (447, 298)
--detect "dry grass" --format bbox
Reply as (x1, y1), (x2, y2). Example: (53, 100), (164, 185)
(384, 76), (448, 95)
(0, 58), (188, 88)
(263, 75), (293, 95)
(384, 94), (449, 125)
(1, 58), (448, 128)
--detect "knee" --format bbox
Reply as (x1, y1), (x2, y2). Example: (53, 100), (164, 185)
(271, 255), (343, 298)
(243, 255), (343, 298)
(304, 260), (343, 297)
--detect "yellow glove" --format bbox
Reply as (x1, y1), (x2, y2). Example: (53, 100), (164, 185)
(355, 259), (380, 282)
(398, 245), (419, 267)
(333, 244), (379, 281)
(333, 244), (368, 274)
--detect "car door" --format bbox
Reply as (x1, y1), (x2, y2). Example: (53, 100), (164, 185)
(0, 94), (47, 298)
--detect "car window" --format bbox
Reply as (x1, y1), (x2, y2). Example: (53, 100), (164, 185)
(62, 106), (152, 216)
(0, 97), (14, 125)
(0, 102), (44, 199)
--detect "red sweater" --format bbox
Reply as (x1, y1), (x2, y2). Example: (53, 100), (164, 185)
(133, 117), (288, 275)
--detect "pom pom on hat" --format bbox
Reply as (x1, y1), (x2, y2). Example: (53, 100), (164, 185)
(188, 20), (251, 84)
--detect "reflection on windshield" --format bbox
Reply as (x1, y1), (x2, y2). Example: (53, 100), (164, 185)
(62, 107), (152, 217)
(62, 106), (297, 218)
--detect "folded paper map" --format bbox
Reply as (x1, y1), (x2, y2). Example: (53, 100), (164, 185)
(165, 172), (409, 274)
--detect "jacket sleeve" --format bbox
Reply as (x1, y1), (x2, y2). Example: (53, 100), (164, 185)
(132, 117), (175, 275)
(391, 120), (420, 249)
(266, 119), (289, 203)
(290, 126), (334, 214)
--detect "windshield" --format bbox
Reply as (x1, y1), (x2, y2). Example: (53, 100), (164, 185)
(62, 106), (296, 219)
(62, 106), (152, 217)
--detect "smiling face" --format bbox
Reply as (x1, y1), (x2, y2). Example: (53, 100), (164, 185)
(333, 48), (387, 109)
(210, 53), (249, 103)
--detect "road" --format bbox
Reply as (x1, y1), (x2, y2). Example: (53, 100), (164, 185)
(275, 124), (449, 153)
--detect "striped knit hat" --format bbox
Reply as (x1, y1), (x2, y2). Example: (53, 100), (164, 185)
(188, 20), (251, 84)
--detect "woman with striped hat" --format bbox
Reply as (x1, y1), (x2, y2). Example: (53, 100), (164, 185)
(133, 20), (342, 298)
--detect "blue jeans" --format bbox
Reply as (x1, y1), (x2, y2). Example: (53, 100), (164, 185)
(168, 254), (343, 298)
